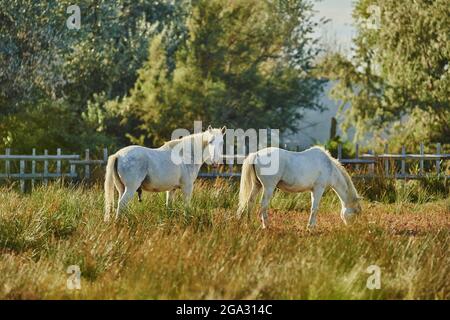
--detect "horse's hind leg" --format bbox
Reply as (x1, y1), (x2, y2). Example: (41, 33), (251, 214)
(308, 185), (325, 228)
(166, 190), (174, 208)
(260, 185), (275, 229)
(248, 184), (261, 215)
(238, 184), (260, 219)
(114, 180), (125, 200)
(116, 184), (140, 219)
(104, 180), (124, 222)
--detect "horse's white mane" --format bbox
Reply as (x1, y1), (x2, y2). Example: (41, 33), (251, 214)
(311, 146), (359, 201)
(161, 132), (207, 150)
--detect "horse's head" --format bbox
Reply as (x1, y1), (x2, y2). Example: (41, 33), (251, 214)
(204, 125), (226, 166)
(341, 197), (363, 224)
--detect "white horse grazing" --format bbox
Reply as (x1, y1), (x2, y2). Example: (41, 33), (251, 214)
(104, 126), (226, 221)
(238, 146), (362, 228)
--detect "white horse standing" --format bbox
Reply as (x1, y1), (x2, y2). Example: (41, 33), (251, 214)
(104, 126), (225, 221)
(238, 146), (362, 228)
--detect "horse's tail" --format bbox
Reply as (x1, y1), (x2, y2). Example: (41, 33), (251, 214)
(104, 154), (120, 219)
(238, 152), (260, 215)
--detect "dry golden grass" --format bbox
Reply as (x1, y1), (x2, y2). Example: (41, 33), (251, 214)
(0, 179), (448, 299)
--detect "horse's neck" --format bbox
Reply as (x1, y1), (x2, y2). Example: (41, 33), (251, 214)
(182, 139), (207, 180)
(162, 133), (209, 177)
(332, 173), (356, 209)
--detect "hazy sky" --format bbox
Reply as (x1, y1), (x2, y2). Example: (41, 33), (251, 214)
(313, 0), (356, 53)
(285, 1), (357, 146)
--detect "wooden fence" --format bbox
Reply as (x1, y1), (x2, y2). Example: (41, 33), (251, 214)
(0, 148), (108, 192)
(339, 142), (448, 179)
(0, 143), (448, 192)
(200, 142), (449, 179)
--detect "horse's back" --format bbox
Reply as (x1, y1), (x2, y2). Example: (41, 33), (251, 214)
(253, 146), (333, 191)
(114, 145), (148, 169)
(116, 145), (173, 161)
(286, 146), (333, 176)
(114, 145), (181, 189)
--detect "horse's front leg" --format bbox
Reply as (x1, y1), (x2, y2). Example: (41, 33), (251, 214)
(308, 185), (325, 228)
(238, 184), (261, 219)
(260, 186), (274, 229)
(181, 183), (193, 213)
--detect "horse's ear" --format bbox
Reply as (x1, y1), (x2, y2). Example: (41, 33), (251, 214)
(221, 126), (227, 134)
(207, 125), (212, 132)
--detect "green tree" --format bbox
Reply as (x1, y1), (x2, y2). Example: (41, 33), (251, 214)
(320, 0), (449, 148)
(0, 0), (187, 151)
(119, 0), (324, 145)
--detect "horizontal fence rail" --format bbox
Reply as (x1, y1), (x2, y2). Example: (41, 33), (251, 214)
(0, 148), (108, 192)
(1, 143), (448, 192)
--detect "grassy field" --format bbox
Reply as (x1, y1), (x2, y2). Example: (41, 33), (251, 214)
(0, 179), (448, 299)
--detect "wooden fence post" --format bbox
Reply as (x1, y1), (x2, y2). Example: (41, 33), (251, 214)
(337, 144), (342, 162)
(355, 143), (360, 171)
(419, 143), (424, 176)
(103, 148), (108, 163)
(20, 160), (25, 193)
(56, 148), (61, 178)
(401, 145), (406, 177)
(85, 149), (90, 180)
(70, 162), (76, 179)
(369, 149), (375, 176)
(436, 143), (441, 175)
(384, 144), (389, 177)
(32, 148), (36, 190)
(70, 150), (76, 179)
(44, 149), (48, 186)
(5, 148), (10, 178)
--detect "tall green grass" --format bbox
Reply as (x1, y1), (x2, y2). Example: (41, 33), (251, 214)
(0, 180), (448, 299)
